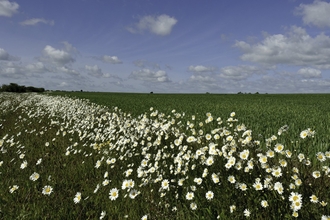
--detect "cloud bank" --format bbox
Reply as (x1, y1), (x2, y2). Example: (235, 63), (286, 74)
(235, 26), (330, 69)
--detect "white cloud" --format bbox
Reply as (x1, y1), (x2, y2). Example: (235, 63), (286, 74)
(42, 45), (75, 66)
(0, 48), (19, 61)
(85, 65), (103, 77)
(297, 67), (321, 78)
(189, 74), (215, 83)
(184, 73), (226, 93)
(57, 66), (79, 76)
(58, 82), (68, 87)
(188, 65), (216, 73)
(235, 26), (330, 69)
(25, 62), (49, 73)
(133, 60), (147, 68)
(102, 55), (122, 64)
(128, 14), (177, 36)
(0, 0), (19, 17)
(220, 34), (229, 41)
(1, 67), (20, 75)
(220, 65), (265, 80)
(0, 48), (10, 60)
(103, 73), (122, 81)
(133, 60), (160, 69)
(85, 65), (122, 81)
(61, 41), (78, 55)
(1, 60), (51, 78)
(0, 62), (23, 78)
(257, 74), (330, 93)
(130, 69), (170, 82)
(20, 18), (54, 26)
(295, 0), (330, 28)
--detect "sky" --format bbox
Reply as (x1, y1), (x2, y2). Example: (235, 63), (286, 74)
(1, 0), (330, 93)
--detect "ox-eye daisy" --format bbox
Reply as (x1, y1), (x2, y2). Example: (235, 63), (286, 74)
(300, 130), (308, 139)
(161, 179), (170, 190)
(186, 192), (194, 200)
(274, 143), (284, 153)
(253, 181), (263, 191)
(205, 156), (214, 166)
(239, 183), (248, 191)
(228, 175), (236, 184)
(310, 194), (318, 203)
(291, 200), (302, 211)
(316, 152), (326, 162)
(289, 192), (302, 203)
(230, 205), (236, 213)
(42, 185), (53, 196)
(312, 171), (321, 178)
(292, 211), (299, 218)
(266, 150), (275, 158)
(9, 185), (19, 193)
(129, 189), (139, 199)
(243, 209), (251, 217)
(74, 192), (82, 204)
(239, 149), (249, 160)
(205, 191), (214, 200)
(20, 160), (28, 169)
(100, 211), (106, 219)
(274, 182), (284, 194)
(272, 167), (282, 178)
(261, 200), (269, 208)
(279, 159), (287, 167)
(259, 155), (267, 164)
(29, 172), (40, 181)
(190, 202), (197, 210)
(109, 188), (119, 200)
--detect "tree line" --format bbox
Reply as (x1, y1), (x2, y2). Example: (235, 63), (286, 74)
(0, 83), (45, 93)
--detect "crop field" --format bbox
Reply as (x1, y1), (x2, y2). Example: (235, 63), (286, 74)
(0, 92), (330, 219)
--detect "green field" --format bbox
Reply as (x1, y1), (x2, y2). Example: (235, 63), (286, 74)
(1, 92), (330, 219)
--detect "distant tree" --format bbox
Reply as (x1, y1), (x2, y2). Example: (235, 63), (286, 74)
(0, 84), (8, 92)
(10, 83), (19, 92)
(0, 83), (45, 93)
(26, 86), (35, 92)
(150, 91), (153, 94)
(38, 88), (45, 92)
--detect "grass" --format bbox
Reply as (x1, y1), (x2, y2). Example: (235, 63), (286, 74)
(1, 92), (330, 219)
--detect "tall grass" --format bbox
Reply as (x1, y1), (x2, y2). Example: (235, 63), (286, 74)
(1, 92), (329, 219)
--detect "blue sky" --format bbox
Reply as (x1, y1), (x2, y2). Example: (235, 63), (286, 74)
(1, 0), (330, 93)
